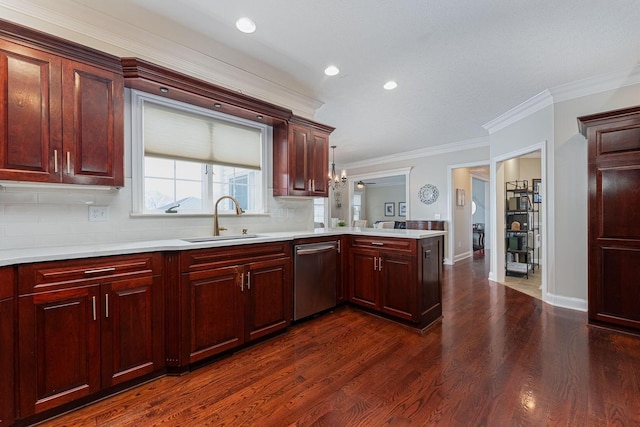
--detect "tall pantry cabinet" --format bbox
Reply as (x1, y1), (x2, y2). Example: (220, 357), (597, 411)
(578, 106), (640, 334)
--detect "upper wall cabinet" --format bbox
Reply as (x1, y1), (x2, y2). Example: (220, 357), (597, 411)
(0, 20), (124, 187)
(273, 117), (334, 198)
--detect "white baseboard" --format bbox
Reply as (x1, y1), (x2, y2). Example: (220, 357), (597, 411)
(544, 292), (587, 312)
(443, 258), (453, 265)
(453, 251), (472, 263)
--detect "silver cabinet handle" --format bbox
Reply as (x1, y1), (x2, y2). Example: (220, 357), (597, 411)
(378, 257), (383, 272)
(240, 272), (244, 291)
(66, 151), (71, 174)
(105, 294), (109, 318)
(84, 267), (116, 275)
(54, 150), (58, 173)
(337, 239), (341, 253)
(373, 257), (378, 271)
(92, 296), (97, 321)
(370, 242), (385, 246)
(247, 271), (251, 290)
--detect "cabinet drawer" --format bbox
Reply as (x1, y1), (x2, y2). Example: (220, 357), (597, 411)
(350, 236), (416, 253)
(19, 253), (160, 295)
(181, 242), (291, 272)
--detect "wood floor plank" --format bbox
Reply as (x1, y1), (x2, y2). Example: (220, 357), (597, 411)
(37, 252), (640, 426)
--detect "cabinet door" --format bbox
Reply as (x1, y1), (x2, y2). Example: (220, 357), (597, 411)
(288, 124), (310, 195)
(308, 131), (329, 197)
(0, 40), (62, 182)
(185, 266), (244, 363)
(245, 258), (291, 342)
(379, 252), (416, 322)
(349, 249), (378, 309)
(0, 268), (14, 425)
(101, 275), (163, 388)
(61, 60), (124, 186)
(18, 286), (101, 416)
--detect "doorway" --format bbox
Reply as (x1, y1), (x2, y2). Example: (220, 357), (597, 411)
(490, 141), (548, 302)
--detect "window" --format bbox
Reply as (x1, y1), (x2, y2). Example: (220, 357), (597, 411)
(313, 198), (327, 227)
(131, 90), (269, 214)
(353, 193), (362, 221)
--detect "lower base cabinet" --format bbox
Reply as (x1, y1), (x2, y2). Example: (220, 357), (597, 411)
(176, 243), (292, 367)
(16, 254), (164, 418)
(349, 235), (443, 329)
(0, 268), (15, 426)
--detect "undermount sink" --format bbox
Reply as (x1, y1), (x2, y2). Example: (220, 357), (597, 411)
(181, 234), (258, 243)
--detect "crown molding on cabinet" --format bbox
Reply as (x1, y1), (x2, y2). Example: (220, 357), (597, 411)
(0, 0), (323, 119)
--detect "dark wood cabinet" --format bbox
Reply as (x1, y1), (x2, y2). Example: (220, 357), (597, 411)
(273, 117), (334, 197)
(0, 267), (15, 426)
(17, 253), (163, 417)
(178, 243), (292, 366)
(61, 60), (124, 186)
(349, 235), (443, 329)
(578, 106), (640, 334)
(0, 20), (124, 187)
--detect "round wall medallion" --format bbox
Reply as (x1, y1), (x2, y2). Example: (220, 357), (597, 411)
(418, 184), (439, 205)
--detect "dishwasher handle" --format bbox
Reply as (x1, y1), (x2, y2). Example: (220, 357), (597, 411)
(295, 243), (337, 255)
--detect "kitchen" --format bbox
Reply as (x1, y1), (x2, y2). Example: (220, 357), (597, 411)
(1, 1), (640, 426)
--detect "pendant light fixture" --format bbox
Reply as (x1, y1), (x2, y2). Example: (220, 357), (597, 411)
(328, 145), (347, 190)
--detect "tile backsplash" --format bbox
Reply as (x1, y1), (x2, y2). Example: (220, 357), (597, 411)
(0, 179), (313, 250)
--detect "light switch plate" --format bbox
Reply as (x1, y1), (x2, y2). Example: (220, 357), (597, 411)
(89, 205), (109, 222)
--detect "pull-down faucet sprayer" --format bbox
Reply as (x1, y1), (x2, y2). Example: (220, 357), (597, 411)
(213, 196), (244, 236)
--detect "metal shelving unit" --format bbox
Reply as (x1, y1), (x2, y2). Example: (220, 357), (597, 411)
(505, 180), (539, 278)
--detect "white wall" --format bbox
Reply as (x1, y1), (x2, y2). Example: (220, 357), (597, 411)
(364, 184), (405, 224)
(551, 83), (640, 303)
(452, 168), (472, 261)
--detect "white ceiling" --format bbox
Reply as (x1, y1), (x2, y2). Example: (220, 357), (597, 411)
(7, 1), (640, 165)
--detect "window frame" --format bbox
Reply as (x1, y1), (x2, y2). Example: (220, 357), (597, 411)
(130, 89), (270, 215)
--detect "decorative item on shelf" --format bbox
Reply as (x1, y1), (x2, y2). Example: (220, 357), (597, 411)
(511, 220), (521, 231)
(399, 202), (406, 217)
(533, 178), (542, 203)
(419, 184), (439, 205)
(328, 145), (347, 191)
(384, 202), (395, 216)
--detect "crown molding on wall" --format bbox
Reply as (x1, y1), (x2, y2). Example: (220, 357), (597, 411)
(482, 90), (554, 135)
(549, 64), (640, 103)
(343, 136), (490, 170)
(0, 1), (323, 118)
(483, 64), (640, 135)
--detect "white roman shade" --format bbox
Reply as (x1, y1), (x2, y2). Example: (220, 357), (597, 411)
(143, 102), (262, 170)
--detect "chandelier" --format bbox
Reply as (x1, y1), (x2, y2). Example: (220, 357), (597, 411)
(328, 145), (347, 190)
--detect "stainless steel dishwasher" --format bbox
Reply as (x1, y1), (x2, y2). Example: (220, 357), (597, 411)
(293, 240), (338, 320)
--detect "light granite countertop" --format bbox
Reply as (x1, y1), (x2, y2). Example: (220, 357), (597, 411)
(0, 227), (446, 267)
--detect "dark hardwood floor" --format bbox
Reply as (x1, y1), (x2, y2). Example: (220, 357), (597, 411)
(39, 252), (640, 426)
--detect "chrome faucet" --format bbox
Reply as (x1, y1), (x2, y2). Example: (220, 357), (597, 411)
(213, 195), (244, 236)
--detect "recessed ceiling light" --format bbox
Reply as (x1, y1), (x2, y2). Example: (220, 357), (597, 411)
(324, 65), (340, 76)
(383, 81), (398, 90)
(235, 17), (256, 34)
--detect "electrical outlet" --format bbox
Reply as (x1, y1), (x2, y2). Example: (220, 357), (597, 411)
(434, 213), (441, 219)
(88, 205), (109, 222)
